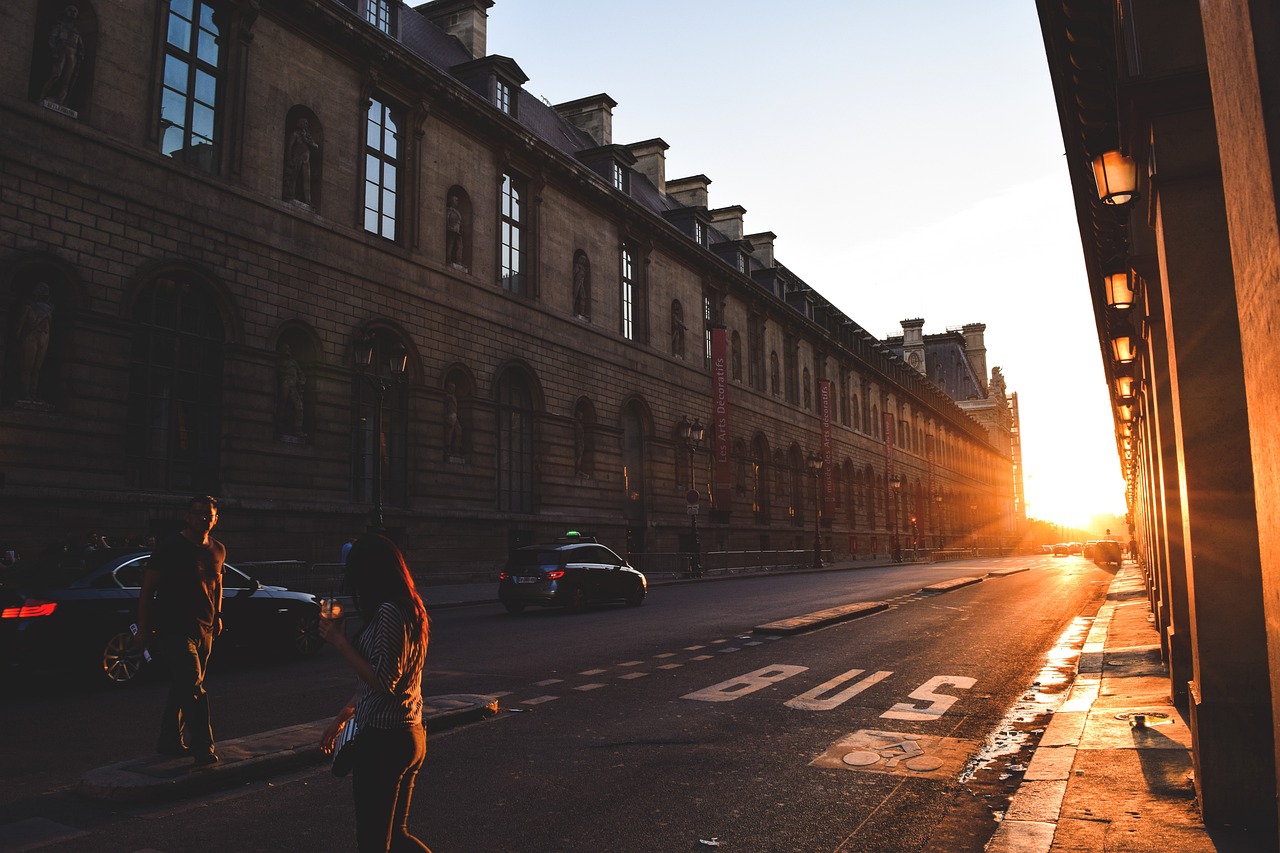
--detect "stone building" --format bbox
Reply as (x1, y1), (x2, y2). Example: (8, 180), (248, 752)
(1, 0), (1017, 571)
(1038, 0), (1280, 839)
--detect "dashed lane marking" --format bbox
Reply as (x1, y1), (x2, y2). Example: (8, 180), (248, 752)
(522, 695), (559, 705)
(535, 679), (563, 687)
(619, 672), (648, 680)
(575, 683), (607, 691)
(579, 669), (607, 676)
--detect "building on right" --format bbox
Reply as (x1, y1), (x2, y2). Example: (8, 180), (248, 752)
(1037, 0), (1280, 838)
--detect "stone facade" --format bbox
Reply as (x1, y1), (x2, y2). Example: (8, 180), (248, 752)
(1, 0), (1016, 571)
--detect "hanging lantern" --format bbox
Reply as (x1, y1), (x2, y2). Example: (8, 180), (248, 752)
(1092, 150), (1138, 205)
(1111, 335), (1136, 364)
(1105, 271), (1134, 309)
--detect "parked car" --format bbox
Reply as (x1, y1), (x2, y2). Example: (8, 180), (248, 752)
(1052, 543), (1071, 556)
(0, 548), (322, 684)
(1093, 539), (1123, 567)
(498, 533), (646, 614)
(1082, 541), (1098, 559)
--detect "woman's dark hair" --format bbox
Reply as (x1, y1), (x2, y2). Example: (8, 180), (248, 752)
(343, 534), (428, 647)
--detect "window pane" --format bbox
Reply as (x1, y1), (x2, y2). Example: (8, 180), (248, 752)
(367, 116), (381, 149)
(382, 163), (396, 192)
(161, 87), (187, 127)
(162, 125), (186, 157)
(191, 103), (215, 143)
(381, 187), (396, 213)
(365, 178), (379, 211)
(364, 205), (378, 233)
(197, 25), (219, 67)
(381, 214), (395, 239)
(194, 69), (216, 107)
(167, 12), (193, 49)
(163, 57), (189, 93)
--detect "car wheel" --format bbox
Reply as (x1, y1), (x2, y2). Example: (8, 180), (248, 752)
(103, 631), (145, 684)
(565, 586), (588, 614)
(292, 612), (322, 657)
(625, 583), (646, 607)
(503, 601), (526, 615)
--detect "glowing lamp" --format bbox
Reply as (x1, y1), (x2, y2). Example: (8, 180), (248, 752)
(1111, 335), (1136, 365)
(1105, 271), (1134, 309)
(1092, 151), (1138, 205)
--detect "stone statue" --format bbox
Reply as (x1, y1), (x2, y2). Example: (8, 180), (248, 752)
(39, 6), (85, 106)
(572, 411), (586, 476)
(283, 118), (320, 204)
(445, 194), (464, 265)
(671, 302), (685, 357)
(572, 254), (588, 317)
(17, 283), (54, 400)
(444, 381), (463, 457)
(277, 344), (306, 435)
(990, 366), (1007, 400)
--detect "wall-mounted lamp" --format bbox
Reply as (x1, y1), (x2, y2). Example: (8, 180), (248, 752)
(1105, 271), (1135, 309)
(1092, 151), (1139, 205)
(1117, 402), (1135, 422)
(1115, 374), (1136, 400)
(1111, 335), (1136, 365)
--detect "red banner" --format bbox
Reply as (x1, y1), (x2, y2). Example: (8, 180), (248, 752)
(711, 327), (731, 511)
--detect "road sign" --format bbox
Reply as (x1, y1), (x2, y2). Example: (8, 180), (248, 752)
(687, 505), (699, 516)
(686, 489), (700, 506)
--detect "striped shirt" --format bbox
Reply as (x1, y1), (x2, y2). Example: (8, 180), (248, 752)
(353, 601), (427, 730)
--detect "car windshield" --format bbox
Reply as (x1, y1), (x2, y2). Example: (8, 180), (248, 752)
(508, 551), (564, 570)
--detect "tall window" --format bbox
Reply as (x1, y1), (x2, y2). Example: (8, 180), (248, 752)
(160, 0), (223, 172)
(128, 275), (224, 491)
(703, 295), (713, 368)
(494, 79), (511, 114)
(352, 332), (408, 508)
(612, 162), (625, 191)
(364, 0), (391, 32)
(496, 371), (535, 513)
(500, 173), (525, 294)
(621, 247), (635, 340)
(364, 97), (399, 240)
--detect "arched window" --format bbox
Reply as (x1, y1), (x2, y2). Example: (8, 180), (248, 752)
(128, 274), (225, 492)
(496, 368), (535, 512)
(352, 329), (409, 508)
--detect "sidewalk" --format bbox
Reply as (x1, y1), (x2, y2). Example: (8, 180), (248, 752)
(987, 563), (1268, 852)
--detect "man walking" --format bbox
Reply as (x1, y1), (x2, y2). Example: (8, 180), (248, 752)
(135, 496), (225, 766)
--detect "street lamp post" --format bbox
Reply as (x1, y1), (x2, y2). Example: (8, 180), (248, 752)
(677, 416), (705, 578)
(807, 452), (824, 568)
(355, 335), (407, 533)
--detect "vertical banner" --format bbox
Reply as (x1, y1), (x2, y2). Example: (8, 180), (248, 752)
(711, 327), (731, 512)
(818, 380), (833, 520)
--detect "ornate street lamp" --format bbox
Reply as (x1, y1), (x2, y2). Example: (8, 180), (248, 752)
(1104, 270), (1135, 309)
(806, 452), (824, 568)
(355, 334), (407, 532)
(677, 415), (705, 578)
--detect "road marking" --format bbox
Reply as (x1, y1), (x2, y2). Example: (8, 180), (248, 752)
(657, 663), (683, 670)
(711, 639), (729, 644)
(811, 729), (973, 780)
(685, 645), (706, 651)
(535, 679), (563, 687)
(682, 664), (809, 702)
(654, 653), (677, 658)
(522, 695), (559, 705)
(880, 676), (977, 721)
(619, 672), (648, 680)
(784, 668), (894, 711)
(691, 655), (713, 661)
(579, 669), (607, 676)
(719, 646), (741, 653)
(575, 683), (607, 691)
(618, 661), (644, 667)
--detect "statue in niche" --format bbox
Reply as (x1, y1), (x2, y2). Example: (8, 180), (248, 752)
(17, 283), (54, 401)
(573, 410), (587, 476)
(444, 381), (463, 457)
(572, 254), (588, 317)
(38, 6), (85, 106)
(445, 194), (464, 266)
(670, 302), (685, 358)
(277, 343), (306, 436)
(283, 118), (320, 204)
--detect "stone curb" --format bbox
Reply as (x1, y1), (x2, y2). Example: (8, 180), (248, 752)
(78, 694), (499, 804)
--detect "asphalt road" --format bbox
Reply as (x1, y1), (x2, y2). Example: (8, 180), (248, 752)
(0, 554), (1114, 853)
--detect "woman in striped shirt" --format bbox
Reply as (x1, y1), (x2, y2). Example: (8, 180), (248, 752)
(320, 534), (432, 852)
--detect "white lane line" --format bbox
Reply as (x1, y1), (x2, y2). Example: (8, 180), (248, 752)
(575, 683), (607, 691)
(522, 695), (559, 705)
(654, 653), (677, 659)
(618, 661), (645, 667)
(535, 679), (563, 687)
(579, 669), (607, 676)
(685, 645), (706, 651)
(619, 672), (649, 680)
(657, 663), (683, 670)
(691, 655), (713, 661)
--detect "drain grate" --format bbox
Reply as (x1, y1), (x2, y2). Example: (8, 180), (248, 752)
(1114, 710), (1173, 724)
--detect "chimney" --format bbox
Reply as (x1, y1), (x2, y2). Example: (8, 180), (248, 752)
(554, 94), (617, 146)
(961, 323), (988, 394)
(900, 318), (926, 375)
(416, 0), (493, 59)
(745, 231), (777, 268)
(667, 175), (711, 209)
(627, 138), (668, 193)
(709, 206), (747, 241)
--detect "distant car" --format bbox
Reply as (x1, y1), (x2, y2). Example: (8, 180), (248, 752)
(1093, 540), (1123, 566)
(1082, 541), (1098, 559)
(1053, 543), (1071, 556)
(498, 534), (646, 614)
(0, 549), (321, 684)
(1068, 542), (1083, 555)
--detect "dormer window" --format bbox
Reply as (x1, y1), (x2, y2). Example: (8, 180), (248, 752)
(694, 221), (704, 246)
(495, 79), (511, 114)
(364, 0), (391, 33)
(612, 162), (626, 191)
(735, 254), (745, 273)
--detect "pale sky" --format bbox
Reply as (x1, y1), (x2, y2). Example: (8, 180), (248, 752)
(487, 1), (1127, 529)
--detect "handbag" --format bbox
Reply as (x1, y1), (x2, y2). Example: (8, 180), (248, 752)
(330, 716), (360, 777)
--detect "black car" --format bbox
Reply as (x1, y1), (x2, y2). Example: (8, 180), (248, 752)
(0, 549), (322, 684)
(498, 535), (646, 614)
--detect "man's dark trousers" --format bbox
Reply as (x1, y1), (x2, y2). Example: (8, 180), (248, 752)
(157, 630), (214, 754)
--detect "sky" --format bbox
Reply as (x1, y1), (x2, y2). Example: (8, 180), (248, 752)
(487, 1), (1127, 530)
